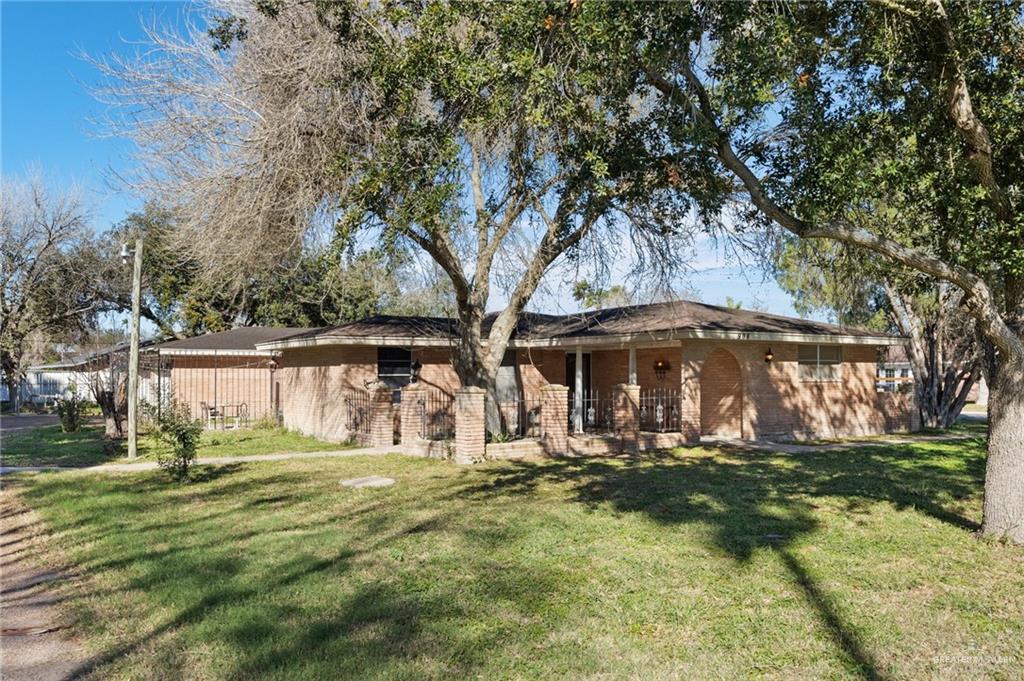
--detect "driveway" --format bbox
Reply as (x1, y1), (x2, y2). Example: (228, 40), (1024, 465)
(0, 414), (58, 434)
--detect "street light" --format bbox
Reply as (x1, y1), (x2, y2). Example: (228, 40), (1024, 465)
(122, 238), (143, 458)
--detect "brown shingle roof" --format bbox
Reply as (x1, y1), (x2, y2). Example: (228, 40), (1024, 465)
(279, 316), (456, 342)
(151, 327), (314, 353)
(262, 301), (897, 347)
(525, 300), (887, 339)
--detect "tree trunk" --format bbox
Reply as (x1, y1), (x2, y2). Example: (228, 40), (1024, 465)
(982, 357), (1024, 543)
(1, 350), (22, 414)
(4, 374), (19, 413)
(451, 304), (513, 437)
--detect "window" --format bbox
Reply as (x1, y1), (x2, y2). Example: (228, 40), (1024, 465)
(377, 347), (412, 391)
(798, 345), (841, 381)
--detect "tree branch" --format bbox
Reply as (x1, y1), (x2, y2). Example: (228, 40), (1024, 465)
(646, 64), (1024, 362)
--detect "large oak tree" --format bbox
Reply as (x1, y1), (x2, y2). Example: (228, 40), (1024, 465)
(93, 0), (704, 414)
(563, 0), (1022, 541)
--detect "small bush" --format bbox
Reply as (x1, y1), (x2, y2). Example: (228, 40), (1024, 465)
(55, 387), (84, 432)
(151, 400), (203, 481)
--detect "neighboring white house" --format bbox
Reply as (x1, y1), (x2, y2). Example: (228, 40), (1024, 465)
(876, 345), (987, 405)
(5, 340), (160, 408)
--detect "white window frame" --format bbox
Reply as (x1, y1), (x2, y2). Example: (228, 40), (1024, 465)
(798, 344), (842, 382)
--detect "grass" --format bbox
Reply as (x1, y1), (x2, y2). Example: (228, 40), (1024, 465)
(1, 424), (348, 468)
(5, 432), (1023, 680)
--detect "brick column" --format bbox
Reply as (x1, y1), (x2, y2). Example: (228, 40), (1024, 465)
(613, 383), (640, 451)
(904, 391), (922, 432)
(369, 385), (395, 447)
(454, 387), (486, 464)
(540, 384), (569, 455)
(680, 344), (701, 442)
(400, 384), (427, 445)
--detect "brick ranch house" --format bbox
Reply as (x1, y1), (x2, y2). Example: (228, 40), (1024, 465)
(243, 300), (918, 461)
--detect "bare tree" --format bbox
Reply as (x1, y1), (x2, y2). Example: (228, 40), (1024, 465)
(0, 172), (99, 409)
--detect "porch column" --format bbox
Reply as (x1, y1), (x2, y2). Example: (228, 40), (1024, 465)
(628, 346), (637, 385)
(574, 346), (584, 434)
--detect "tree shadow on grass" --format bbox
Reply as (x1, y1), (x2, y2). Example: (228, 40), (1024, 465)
(455, 438), (986, 680)
(32, 463), (572, 680)
(23, 437), (986, 680)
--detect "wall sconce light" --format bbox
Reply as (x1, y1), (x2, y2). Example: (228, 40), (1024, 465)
(267, 357), (280, 373)
(653, 359), (671, 380)
(410, 359), (423, 383)
(764, 348), (774, 364)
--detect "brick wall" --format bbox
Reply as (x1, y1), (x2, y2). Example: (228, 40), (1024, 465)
(275, 339), (914, 447)
(414, 348), (460, 396)
(699, 348), (743, 438)
(517, 348), (565, 393)
(275, 346), (376, 441)
(681, 340), (914, 440)
(454, 387), (486, 463)
(275, 345), (459, 442)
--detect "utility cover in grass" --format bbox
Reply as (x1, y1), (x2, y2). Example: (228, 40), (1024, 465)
(341, 475), (395, 488)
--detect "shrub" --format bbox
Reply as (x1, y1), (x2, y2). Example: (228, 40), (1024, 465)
(151, 400), (203, 481)
(55, 387), (83, 432)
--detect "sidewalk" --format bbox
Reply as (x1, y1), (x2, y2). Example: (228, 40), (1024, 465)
(0, 498), (85, 681)
(700, 431), (980, 455)
(0, 446), (394, 475)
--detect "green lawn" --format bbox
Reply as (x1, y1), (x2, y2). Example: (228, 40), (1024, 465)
(5, 434), (1023, 680)
(1, 425), (347, 468)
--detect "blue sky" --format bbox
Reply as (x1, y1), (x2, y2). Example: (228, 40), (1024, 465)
(1, 0), (178, 227)
(1, 0), (805, 319)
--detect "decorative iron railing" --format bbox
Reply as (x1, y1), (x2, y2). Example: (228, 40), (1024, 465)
(488, 393), (544, 440)
(639, 388), (682, 432)
(344, 391), (371, 436)
(418, 390), (455, 440)
(569, 390), (616, 434)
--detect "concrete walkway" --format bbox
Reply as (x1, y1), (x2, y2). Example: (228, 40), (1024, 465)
(0, 497), (86, 680)
(0, 446), (394, 475)
(700, 431), (980, 455)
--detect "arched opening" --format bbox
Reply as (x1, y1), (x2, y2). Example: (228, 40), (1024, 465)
(700, 348), (743, 438)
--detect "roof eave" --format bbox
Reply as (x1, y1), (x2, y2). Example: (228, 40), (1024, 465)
(258, 328), (904, 351)
(154, 348), (280, 357)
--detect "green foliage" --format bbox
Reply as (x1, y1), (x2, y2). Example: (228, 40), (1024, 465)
(54, 386), (83, 433)
(109, 204), (451, 335)
(309, 0), (696, 270)
(773, 239), (893, 331)
(208, 15), (247, 51)
(149, 400), (203, 481)
(572, 281), (634, 310)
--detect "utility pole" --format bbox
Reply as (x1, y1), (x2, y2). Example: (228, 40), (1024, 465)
(125, 238), (143, 459)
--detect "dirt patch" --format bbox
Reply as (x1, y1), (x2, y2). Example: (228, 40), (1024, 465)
(0, 493), (87, 680)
